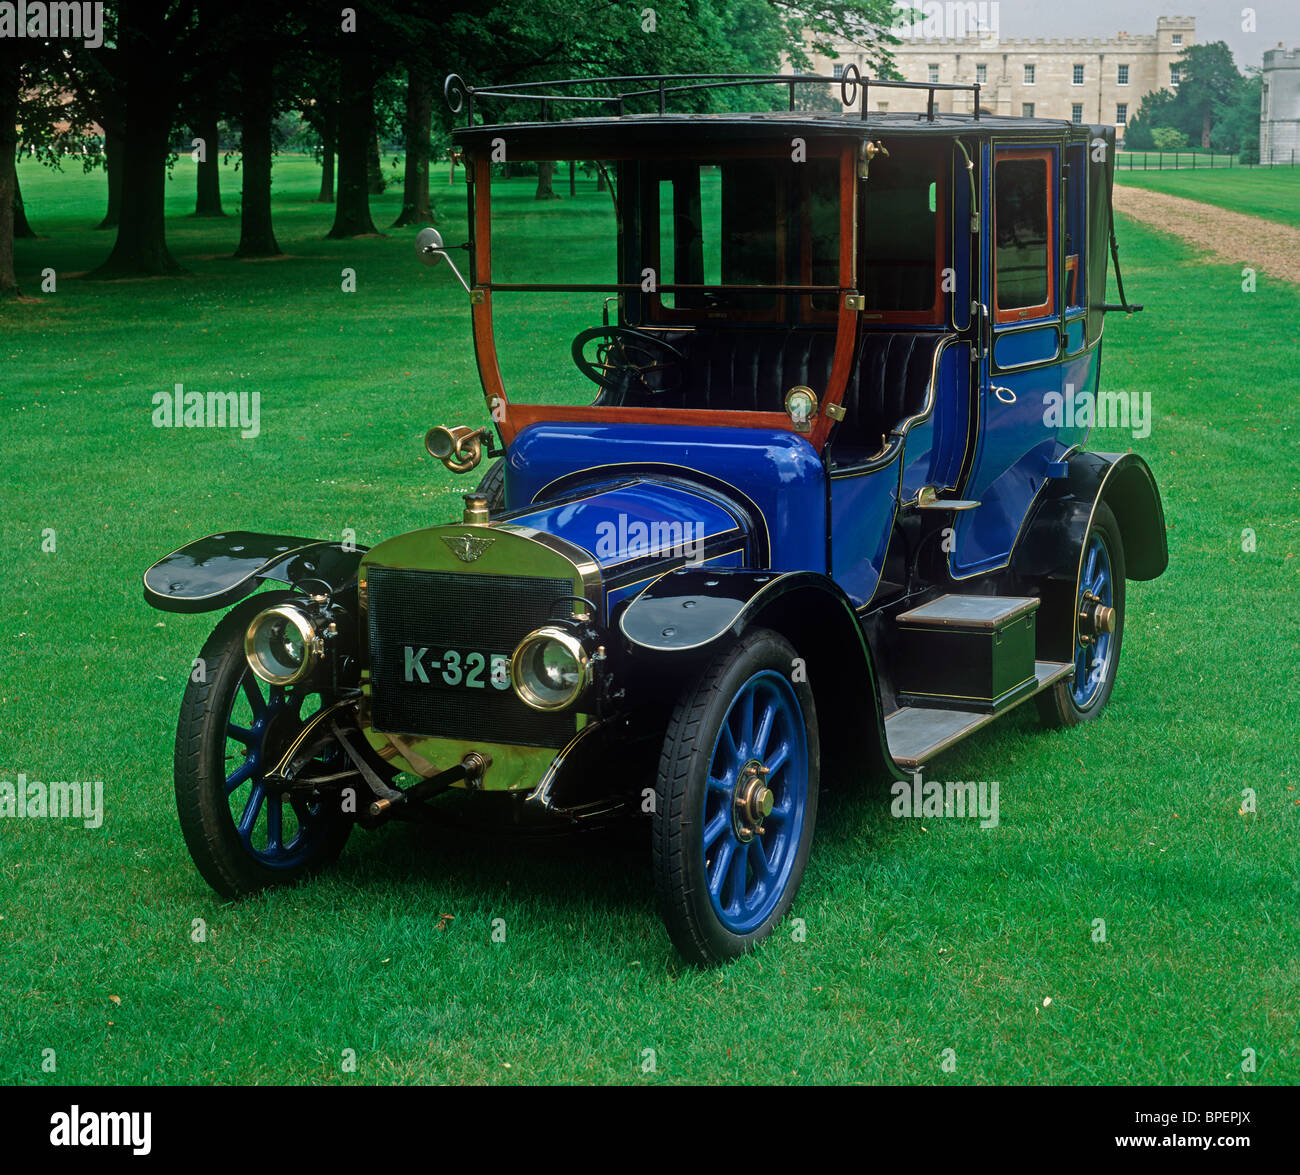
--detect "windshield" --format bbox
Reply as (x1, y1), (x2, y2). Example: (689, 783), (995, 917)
(482, 148), (849, 412)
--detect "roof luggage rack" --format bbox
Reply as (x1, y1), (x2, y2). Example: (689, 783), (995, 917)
(443, 69), (983, 127)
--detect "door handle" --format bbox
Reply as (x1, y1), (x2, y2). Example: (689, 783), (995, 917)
(992, 385), (1017, 405)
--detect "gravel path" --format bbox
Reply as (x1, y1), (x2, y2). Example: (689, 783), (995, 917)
(1113, 184), (1300, 284)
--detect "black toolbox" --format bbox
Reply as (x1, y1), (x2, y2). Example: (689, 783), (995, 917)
(894, 594), (1040, 713)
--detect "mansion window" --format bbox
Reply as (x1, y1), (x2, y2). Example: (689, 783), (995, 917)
(1073, 64), (1085, 85)
(1024, 63), (1035, 84)
(1117, 63), (1129, 85)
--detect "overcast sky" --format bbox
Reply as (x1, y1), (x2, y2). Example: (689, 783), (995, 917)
(937, 0), (1298, 68)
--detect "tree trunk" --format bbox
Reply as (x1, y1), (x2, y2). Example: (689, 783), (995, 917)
(535, 160), (558, 200)
(193, 114), (225, 217)
(1202, 114), (1212, 150)
(318, 138), (335, 201)
(87, 85), (181, 276)
(367, 129), (385, 194)
(328, 55), (379, 238)
(569, 159), (575, 196)
(0, 52), (20, 297)
(234, 58), (281, 257)
(13, 170), (35, 238)
(98, 129), (123, 230)
(391, 67), (433, 227)
(595, 165), (608, 191)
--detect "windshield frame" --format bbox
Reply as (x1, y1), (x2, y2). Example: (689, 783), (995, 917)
(464, 138), (860, 451)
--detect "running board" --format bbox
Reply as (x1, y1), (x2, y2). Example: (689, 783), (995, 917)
(885, 660), (1072, 771)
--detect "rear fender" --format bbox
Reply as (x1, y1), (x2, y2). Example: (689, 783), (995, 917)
(1011, 451), (1167, 659)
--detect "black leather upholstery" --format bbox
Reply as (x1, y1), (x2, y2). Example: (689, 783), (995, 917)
(640, 328), (947, 449)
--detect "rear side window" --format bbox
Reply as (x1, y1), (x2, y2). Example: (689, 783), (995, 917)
(994, 151), (1054, 322)
(860, 140), (945, 321)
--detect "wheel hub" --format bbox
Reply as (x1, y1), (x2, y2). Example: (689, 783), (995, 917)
(1078, 589), (1116, 643)
(732, 760), (773, 843)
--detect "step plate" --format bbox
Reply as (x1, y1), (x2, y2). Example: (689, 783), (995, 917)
(885, 661), (1072, 770)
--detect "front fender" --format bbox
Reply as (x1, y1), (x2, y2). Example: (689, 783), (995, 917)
(143, 531), (368, 614)
(619, 568), (899, 787)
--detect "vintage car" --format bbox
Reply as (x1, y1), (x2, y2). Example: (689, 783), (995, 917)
(143, 72), (1166, 965)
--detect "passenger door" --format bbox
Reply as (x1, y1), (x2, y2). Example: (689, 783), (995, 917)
(951, 143), (1083, 577)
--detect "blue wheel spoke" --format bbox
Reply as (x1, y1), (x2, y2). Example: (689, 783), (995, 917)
(709, 839), (735, 898)
(738, 692), (755, 757)
(703, 810), (730, 849)
(718, 720), (739, 766)
(726, 845), (748, 910)
(707, 773), (732, 795)
(227, 723), (255, 747)
(753, 701), (777, 759)
(241, 674), (266, 719)
(766, 797), (792, 825)
(749, 839), (771, 884)
(225, 759), (255, 794)
(766, 741), (790, 778)
(238, 783), (266, 836)
(265, 794), (283, 851)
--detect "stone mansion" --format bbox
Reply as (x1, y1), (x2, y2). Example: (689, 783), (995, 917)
(804, 13), (1197, 139)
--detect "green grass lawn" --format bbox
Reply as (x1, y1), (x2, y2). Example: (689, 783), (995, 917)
(1115, 164), (1300, 229)
(2, 153), (1298, 1085)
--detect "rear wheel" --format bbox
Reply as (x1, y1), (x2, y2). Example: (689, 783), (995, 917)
(1037, 501), (1126, 728)
(653, 629), (819, 965)
(174, 592), (353, 897)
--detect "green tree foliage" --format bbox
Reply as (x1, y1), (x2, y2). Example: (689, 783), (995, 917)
(1210, 69), (1261, 162)
(1168, 42), (1243, 149)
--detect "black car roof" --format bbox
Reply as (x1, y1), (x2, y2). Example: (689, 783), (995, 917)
(454, 112), (1112, 153)
(446, 73), (1113, 151)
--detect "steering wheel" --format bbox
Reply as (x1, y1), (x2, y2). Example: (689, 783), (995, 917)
(571, 326), (685, 404)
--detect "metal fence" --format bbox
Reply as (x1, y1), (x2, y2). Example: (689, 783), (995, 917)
(1117, 150), (1297, 170)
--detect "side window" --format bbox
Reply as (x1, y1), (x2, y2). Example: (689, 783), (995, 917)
(860, 141), (945, 322)
(994, 151), (1054, 322)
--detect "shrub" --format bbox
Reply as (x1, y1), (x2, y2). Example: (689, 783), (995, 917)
(1150, 126), (1188, 151)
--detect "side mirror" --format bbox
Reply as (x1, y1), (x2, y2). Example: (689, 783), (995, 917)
(415, 227), (470, 293)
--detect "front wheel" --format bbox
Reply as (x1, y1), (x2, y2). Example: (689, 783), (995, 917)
(653, 628), (819, 965)
(174, 592), (353, 897)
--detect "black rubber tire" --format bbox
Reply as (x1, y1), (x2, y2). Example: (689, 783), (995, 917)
(475, 457), (505, 515)
(652, 628), (820, 966)
(1036, 500), (1127, 728)
(174, 592), (352, 898)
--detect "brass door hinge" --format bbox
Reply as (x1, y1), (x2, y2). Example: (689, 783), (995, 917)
(824, 402), (846, 422)
(844, 294), (865, 311)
